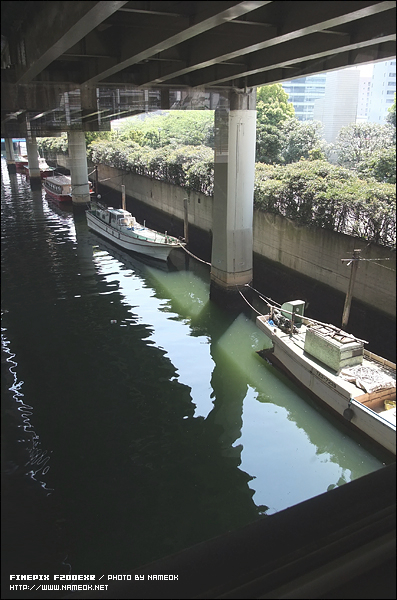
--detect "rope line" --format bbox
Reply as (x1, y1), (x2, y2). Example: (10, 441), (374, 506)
(98, 174), (125, 183)
(238, 289), (262, 315)
(245, 284), (282, 308)
(178, 243), (212, 266)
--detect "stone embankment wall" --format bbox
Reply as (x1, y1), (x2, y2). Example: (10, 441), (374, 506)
(57, 156), (396, 317)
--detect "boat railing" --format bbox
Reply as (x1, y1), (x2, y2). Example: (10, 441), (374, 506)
(363, 349), (396, 371)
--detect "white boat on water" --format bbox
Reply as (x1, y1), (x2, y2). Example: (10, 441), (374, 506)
(256, 300), (396, 455)
(86, 202), (185, 261)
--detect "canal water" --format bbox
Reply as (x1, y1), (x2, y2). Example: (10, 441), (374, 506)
(1, 158), (393, 597)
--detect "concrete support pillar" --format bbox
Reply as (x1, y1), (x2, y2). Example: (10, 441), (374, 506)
(26, 135), (41, 189)
(67, 130), (90, 210)
(210, 89), (257, 308)
(5, 138), (16, 173)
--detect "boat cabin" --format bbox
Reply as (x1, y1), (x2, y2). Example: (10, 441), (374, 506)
(45, 175), (72, 195)
(94, 206), (137, 229)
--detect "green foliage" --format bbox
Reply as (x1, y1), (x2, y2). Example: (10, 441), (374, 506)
(357, 147), (396, 184)
(37, 133), (68, 157)
(256, 118), (327, 165)
(256, 84), (295, 127)
(254, 160), (396, 248)
(88, 140), (214, 195)
(386, 93), (396, 128)
(84, 131), (117, 146)
(116, 111), (215, 148)
(255, 124), (283, 164)
(255, 85), (329, 165)
(255, 84), (295, 164)
(335, 122), (395, 170)
(279, 119), (327, 164)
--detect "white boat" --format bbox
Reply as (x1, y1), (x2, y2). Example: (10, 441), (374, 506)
(256, 300), (396, 455)
(86, 202), (185, 261)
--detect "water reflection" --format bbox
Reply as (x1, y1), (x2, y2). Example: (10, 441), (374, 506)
(1, 327), (53, 491)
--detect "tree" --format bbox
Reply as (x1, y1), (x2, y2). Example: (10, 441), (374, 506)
(256, 84), (295, 127)
(117, 111), (214, 148)
(335, 122), (395, 170)
(255, 84), (295, 163)
(386, 93), (396, 128)
(279, 119), (327, 164)
(357, 147), (396, 184)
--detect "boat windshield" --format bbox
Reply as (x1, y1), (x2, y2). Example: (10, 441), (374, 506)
(119, 216), (136, 226)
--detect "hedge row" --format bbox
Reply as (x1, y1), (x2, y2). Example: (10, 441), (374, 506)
(254, 161), (396, 248)
(88, 141), (214, 196)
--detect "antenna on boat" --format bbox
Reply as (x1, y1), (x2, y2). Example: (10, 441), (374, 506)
(121, 185), (126, 211)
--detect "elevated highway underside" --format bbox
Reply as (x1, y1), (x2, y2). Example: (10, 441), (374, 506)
(1, 1), (396, 137)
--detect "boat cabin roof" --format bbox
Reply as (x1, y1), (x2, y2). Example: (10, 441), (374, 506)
(46, 175), (71, 186)
(108, 208), (132, 217)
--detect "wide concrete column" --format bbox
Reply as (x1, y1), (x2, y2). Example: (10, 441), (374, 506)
(26, 135), (41, 189)
(210, 89), (257, 308)
(4, 138), (16, 173)
(67, 130), (90, 210)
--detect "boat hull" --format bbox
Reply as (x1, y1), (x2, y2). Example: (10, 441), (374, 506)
(44, 186), (72, 202)
(257, 316), (396, 456)
(86, 211), (179, 261)
(15, 160), (29, 172)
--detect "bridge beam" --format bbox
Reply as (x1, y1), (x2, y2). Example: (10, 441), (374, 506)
(210, 89), (257, 309)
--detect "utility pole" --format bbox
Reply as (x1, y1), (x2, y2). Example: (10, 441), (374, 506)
(95, 165), (98, 196)
(184, 197), (189, 244)
(121, 185), (126, 211)
(341, 249), (361, 329)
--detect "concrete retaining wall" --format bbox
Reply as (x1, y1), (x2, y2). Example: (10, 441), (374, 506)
(253, 212), (396, 317)
(58, 157), (396, 317)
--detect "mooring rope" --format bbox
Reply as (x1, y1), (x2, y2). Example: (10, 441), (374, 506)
(178, 243), (212, 266)
(238, 288), (262, 315)
(245, 283), (282, 308)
